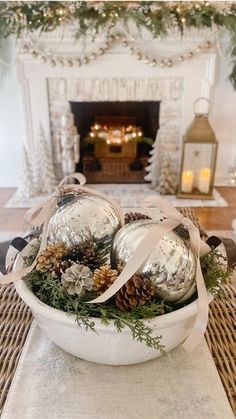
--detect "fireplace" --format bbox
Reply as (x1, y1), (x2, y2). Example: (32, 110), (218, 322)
(14, 24), (217, 193)
(70, 101), (160, 139)
(46, 77), (185, 187)
(70, 101), (159, 182)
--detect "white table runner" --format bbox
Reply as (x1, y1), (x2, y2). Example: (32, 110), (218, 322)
(2, 322), (234, 419)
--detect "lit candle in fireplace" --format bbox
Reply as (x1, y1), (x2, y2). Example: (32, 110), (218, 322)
(198, 167), (211, 193)
(181, 170), (194, 193)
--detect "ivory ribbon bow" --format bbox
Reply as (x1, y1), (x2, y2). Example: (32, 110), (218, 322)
(0, 173), (123, 285)
(89, 197), (211, 352)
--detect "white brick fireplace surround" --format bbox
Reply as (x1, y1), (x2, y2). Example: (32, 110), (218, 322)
(16, 28), (216, 185)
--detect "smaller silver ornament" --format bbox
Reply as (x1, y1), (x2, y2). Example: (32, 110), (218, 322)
(48, 190), (123, 261)
(111, 219), (196, 304)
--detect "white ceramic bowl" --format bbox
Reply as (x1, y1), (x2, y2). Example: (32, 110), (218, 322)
(14, 242), (200, 366)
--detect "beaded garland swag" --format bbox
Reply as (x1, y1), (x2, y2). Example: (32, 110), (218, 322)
(0, 2), (236, 88)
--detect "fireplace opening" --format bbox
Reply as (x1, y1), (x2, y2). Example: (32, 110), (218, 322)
(70, 101), (160, 183)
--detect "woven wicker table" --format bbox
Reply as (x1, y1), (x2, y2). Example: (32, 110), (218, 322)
(0, 208), (235, 415)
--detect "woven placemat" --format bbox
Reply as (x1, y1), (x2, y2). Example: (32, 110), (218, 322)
(205, 283), (236, 413)
(0, 208), (235, 415)
(0, 283), (32, 411)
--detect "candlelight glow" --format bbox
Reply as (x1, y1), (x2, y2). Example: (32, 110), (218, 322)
(181, 170), (193, 193)
(88, 123), (143, 145)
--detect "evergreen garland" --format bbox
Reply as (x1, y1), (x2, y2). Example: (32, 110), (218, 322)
(0, 2), (236, 88)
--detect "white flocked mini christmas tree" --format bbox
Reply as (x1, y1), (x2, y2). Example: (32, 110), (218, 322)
(158, 153), (177, 195)
(15, 142), (37, 199)
(34, 124), (57, 194)
(144, 137), (161, 188)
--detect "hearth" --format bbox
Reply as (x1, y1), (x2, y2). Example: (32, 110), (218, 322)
(70, 101), (160, 183)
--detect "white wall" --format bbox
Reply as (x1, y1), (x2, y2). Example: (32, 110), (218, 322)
(0, 36), (235, 187)
(0, 39), (24, 187)
(211, 51), (236, 181)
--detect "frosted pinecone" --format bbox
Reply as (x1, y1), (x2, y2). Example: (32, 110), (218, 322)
(61, 264), (93, 296)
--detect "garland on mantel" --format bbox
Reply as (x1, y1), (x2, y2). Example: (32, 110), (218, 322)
(23, 31), (216, 70)
(0, 1), (236, 87)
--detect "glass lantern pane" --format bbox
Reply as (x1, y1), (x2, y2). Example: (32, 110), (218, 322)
(181, 143), (216, 195)
(183, 143), (214, 170)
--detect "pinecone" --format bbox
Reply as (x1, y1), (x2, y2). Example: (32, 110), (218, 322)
(36, 242), (65, 273)
(124, 212), (151, 225)
(115, 275), (155, 311)
(64, 240), (102, 270)
(61, 263), (93, 296)
(93, 265), (118, 293)
(52, 260), (72, 279)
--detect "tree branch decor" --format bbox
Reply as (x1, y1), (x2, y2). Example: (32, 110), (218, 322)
(0, 1), (236, 87)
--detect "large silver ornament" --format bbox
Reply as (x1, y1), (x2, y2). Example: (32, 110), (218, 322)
(48, 191), (123, 259)
(111, 219), (196, 304)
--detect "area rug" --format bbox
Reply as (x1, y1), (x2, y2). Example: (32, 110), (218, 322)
(5, 185), (228, 209)
(1, 323), (234, 419)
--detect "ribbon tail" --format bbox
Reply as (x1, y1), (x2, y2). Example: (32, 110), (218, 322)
(182, 258), (209, 352)
(200, 241), (211, 257)
(24, 198), (54, 227)
(0, 197), (57, 285)
(0, 260), (36, 285)
(143, 196), (182, 220)
(24, 173), (86, 227)
(89, 219), (180, 304)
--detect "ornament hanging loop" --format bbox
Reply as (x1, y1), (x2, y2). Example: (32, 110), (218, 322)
(193, 97), (210, 116)
(57, 186), (66, 197)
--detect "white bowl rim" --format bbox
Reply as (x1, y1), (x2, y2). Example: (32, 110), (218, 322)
(14, 277), (204, 332)
(15, 278), (202, 330)
(13, 242), (212, 332)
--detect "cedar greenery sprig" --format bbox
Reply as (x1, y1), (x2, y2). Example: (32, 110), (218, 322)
(25, 269), (168, 352)
(0, 2), (236, 88)
(200, 249), (232, 297)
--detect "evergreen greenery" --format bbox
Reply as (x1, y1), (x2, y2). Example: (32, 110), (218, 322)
(0, 2), (236, 88)
(83, 136), (154, 146)
(200, 249), (232, 297)
(26, 269), (168, 352)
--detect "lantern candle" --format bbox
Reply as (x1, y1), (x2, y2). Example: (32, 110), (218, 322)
(181, 170), (194, 193)
(198, 168), (211, 194)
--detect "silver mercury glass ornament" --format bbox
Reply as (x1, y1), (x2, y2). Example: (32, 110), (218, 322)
(48, 191), (123, 261)
(111, 219), (196, 304)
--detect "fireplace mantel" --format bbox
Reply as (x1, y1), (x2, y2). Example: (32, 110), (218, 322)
(16, 29), (216, 184)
